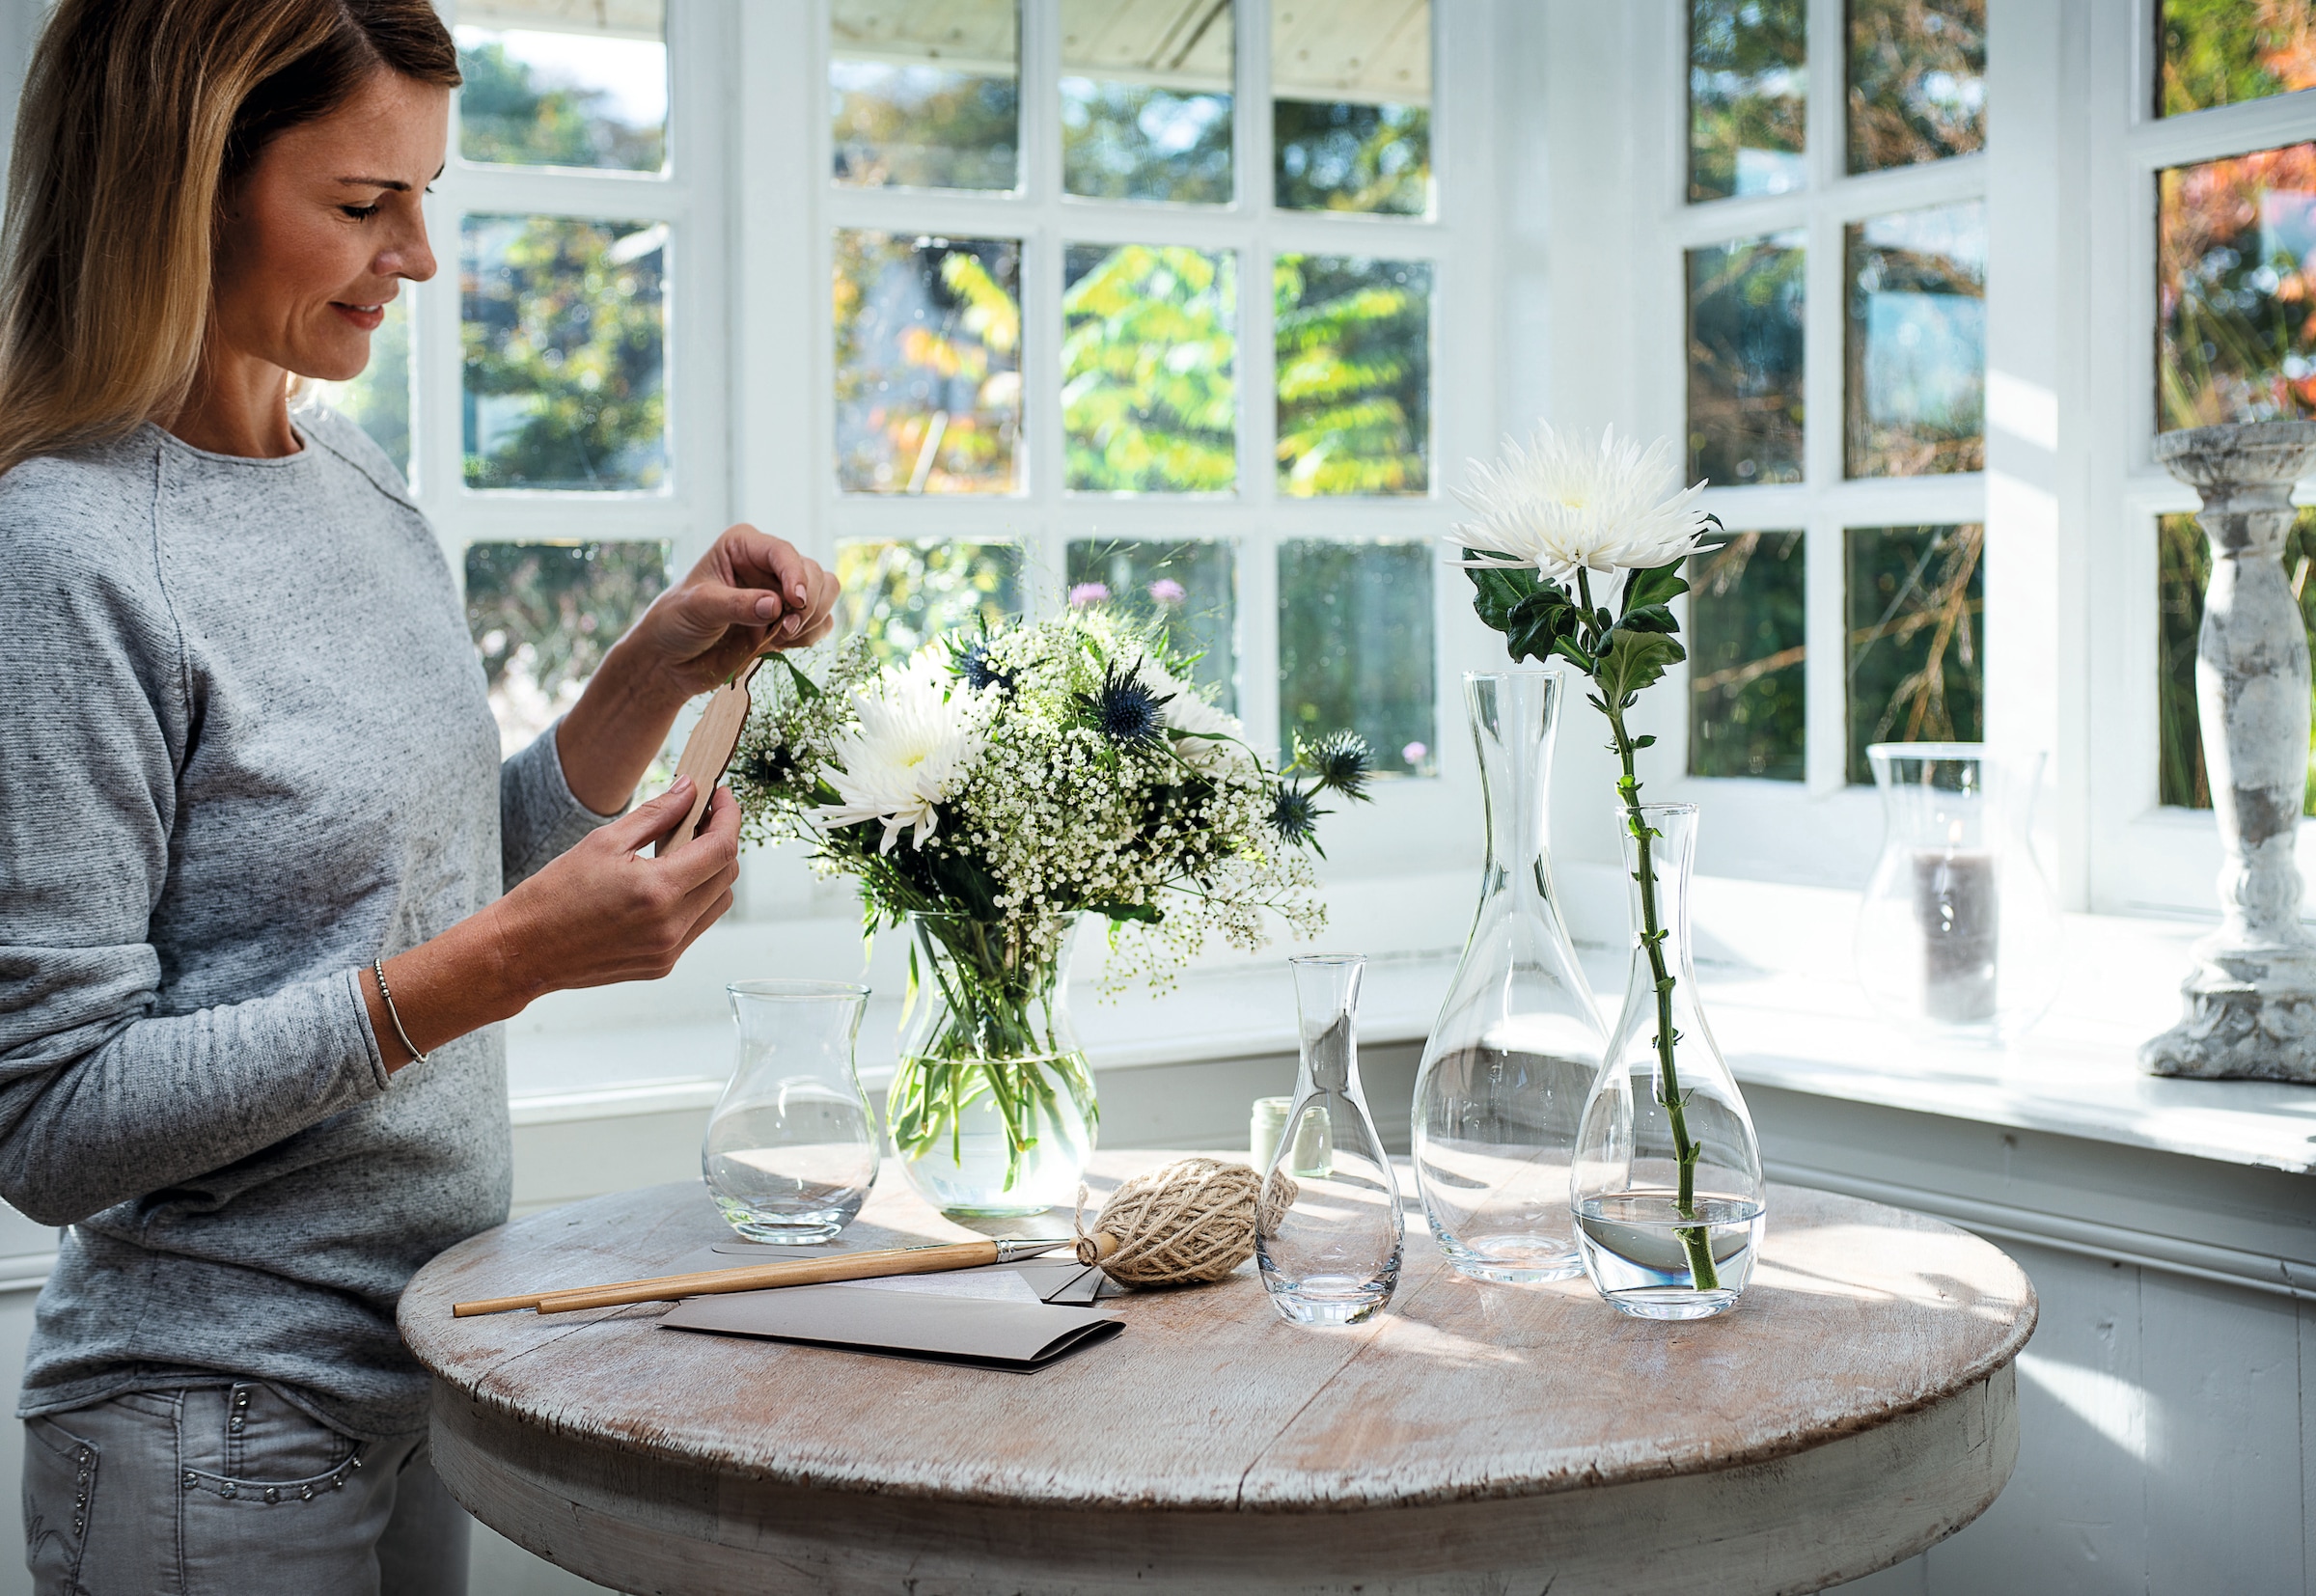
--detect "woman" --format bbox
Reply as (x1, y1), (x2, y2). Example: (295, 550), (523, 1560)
(0, 3), (838, 1589)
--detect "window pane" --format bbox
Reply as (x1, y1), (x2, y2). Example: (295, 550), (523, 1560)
(835, 540), (1022, 668)
(306, 292), (412, 482)
(466, 539), (668, 757)
(1062, 244), (1237, 493)
(2160, 1), (2316, 118)
(1844, 524), (1984, 784)
(835, 232), (1022, 496)
(1845, 203), (1986, 478)
(1062, 0), (1233, 205)
(1276, 255), (1430, 497)
(831, 0), (1019, 190)
(1278, 539), (1436, 777)
(1689, 531), (1806, 781)
(455, 3), (666, 173)
(1272, 1), (1431, 214)
(2159, 144), (2316, 429)
(2157, 509), (2316, 812)
(1847, 0), (1985, 174)
(1687, 232), (1806, 486)
(462, 215), (668, 492)
(1065, 538), (1239, 711)
(1689, 0), (1806, 203)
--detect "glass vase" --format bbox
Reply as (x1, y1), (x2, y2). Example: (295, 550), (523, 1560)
(1413, 671), (1607, 1282)
(886, 912), (1098, 1218)
(1257, 955), (1404, 1326)
(1856, 743), (2062, 1043)
(703, 980), (879, 1244)
(1572, 804), (1766, 1321)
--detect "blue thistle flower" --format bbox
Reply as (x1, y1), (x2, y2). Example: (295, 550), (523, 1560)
(1079, 661), (1172, 745)
(950, 637), (1015, 696)
(1270, 783), (1321, 846)
(1309, 729), (1374, 801)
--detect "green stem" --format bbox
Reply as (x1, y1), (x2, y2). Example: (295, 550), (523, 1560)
(1581, 569), (1718, 1295)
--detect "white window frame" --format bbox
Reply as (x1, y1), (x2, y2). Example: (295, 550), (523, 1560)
(729, 0), (1509, 933)
(2082, 0), (2316, 920)
(412, 3), (734, 634)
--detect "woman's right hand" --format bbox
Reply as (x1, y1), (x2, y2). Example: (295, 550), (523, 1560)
(361, 778), (742, 1067)
(489, 777), (742, 996)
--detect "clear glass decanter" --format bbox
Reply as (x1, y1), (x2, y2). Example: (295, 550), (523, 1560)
(1572, 805), (1766, 1320)
(1413, 671), (1607, 1281)
(1256, 955), (1404, 1326)
(703, 980), (880, 1244)
(1856, 744), (2061, 1043)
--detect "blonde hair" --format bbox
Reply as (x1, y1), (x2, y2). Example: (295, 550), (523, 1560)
(0, 0), (458, 477)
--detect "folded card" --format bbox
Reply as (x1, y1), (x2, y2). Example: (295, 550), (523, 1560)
(660, 1282), (1123, 1372)
(660, 1242), (1126, 1305)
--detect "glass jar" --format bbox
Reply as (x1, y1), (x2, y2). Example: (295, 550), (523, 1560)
(886, 912), (1098, 1218)
(1413, 671), (1606, 1282)
(1256, 954), (1404, 1326)
(1856, 743), (2061, 1042)
(703, 980), (879, 1244)
(1572, 804), (1766, 1321)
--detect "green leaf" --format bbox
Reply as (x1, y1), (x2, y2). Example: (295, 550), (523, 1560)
(1595, 627), (1686, 707)
(1622, 560), (1689, 617)
(1466, 558), (1582, 666)
(1089, 900), (1163, 924)
(774, 651), (823, 700)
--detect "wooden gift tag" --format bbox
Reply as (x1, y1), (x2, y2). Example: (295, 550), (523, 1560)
(653, 656), (764, 857)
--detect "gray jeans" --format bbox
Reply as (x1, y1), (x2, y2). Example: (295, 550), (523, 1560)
(21, 1384), (469, 1595)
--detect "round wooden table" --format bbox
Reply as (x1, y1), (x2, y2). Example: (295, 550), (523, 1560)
(400, 1152), (2035, 1596)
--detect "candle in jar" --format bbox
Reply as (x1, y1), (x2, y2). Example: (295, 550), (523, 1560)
(1913, 839), (1998, 1024)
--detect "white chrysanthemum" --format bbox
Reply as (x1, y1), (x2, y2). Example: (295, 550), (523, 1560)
(1134, 659), (1249, 772)
(1447, 424), (1715, 585)
(815, 651), (989, 853)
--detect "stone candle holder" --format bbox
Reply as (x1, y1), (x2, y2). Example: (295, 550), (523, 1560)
(2143, 419), (2316, 1082)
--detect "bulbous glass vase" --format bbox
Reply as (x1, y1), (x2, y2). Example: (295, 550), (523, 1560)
(1257, 955), (1404, 1326)
(1413, 671), (1607, 1282)
(886, 913), (1098, 1218)
(703, 980), (879, 1244)
(1856, 743), (2061, 1043)
(1572, 804), (1766, 1321)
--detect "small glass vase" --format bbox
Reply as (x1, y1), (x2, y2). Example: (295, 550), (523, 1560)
(1413, 671), (1607, 1282)
(703, 980), (879, 1244)
(1856, 743), (2062, 1043)
(886, 912), (1098, 1218)
(1257, 955), (1404, 1326)
(1573, 805), (1766, 1321)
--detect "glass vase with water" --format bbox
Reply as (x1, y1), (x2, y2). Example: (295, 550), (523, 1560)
(1257, 955), (1404, 1326)
(703, 979), (879, 1244)
(1571, 805), (1766, 1320)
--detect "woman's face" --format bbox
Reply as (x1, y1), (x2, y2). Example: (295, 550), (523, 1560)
(211, 69), (449, 385)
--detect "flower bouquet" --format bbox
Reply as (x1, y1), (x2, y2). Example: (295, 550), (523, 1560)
(727, 607), (1368, 1215)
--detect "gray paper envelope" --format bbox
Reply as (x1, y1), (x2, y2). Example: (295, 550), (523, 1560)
(660, 1282), (1123, 1371)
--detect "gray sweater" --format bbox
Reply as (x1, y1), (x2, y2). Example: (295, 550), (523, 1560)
(0, 409), (610, 1440)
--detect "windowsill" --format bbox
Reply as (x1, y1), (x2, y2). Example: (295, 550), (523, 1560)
(505, 870), (2316, 1177)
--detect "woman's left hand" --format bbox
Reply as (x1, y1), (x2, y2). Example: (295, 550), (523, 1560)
(553, 525), (842, 815)
(625, 524), (841, 701)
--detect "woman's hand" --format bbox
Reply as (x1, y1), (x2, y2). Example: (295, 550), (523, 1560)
(627, 525), (842, 702)
(557, 526), (843, 815)
(362, 779), (742, 1067)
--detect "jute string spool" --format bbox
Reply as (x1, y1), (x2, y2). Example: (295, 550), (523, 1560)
(1074, 1156), (1297, 1286)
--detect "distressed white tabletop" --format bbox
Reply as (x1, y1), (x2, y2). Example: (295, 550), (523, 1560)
(401, 1151), (2036, 1596)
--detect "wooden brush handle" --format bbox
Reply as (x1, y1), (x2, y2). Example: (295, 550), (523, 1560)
(452, 1239), (1006, 1318)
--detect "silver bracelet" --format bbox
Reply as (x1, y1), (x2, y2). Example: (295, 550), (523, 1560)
(372, 958), (428, 1067)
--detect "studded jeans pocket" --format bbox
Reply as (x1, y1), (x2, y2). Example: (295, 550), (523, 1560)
(180, 1385), (360, 1508)
(22, 1414), (98, 1590)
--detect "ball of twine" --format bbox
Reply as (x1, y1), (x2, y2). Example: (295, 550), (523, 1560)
(1073, 1156), (1298, 1286)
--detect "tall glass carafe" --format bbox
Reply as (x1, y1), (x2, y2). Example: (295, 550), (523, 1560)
(1257, 955), (1404, 1326)
(703, 980), (879, 1244)
(1413, 671), (1606, 1281)
(1572, 805), (1765, 1320)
